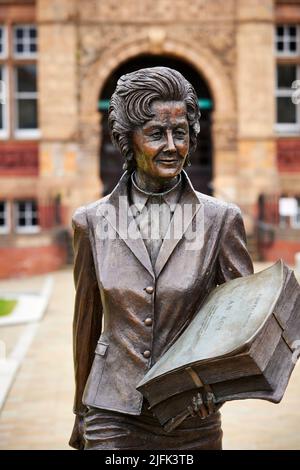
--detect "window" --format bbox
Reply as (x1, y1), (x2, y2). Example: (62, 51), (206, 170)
(279, 197), (300, 228)
(276, 25), (300, 56)
(0, 66), (8, 137)
(0, 23), (38, 139)
(0, 26), (3, 56)
(291, 198), (300, 228)
(13, 25), (37, 58)
(15, 200), (39, 233)
(275, 64), (300, 132)
(0, 201), (9, 234)
(0, 25), (7, 58)
(14, 64), (38, 136)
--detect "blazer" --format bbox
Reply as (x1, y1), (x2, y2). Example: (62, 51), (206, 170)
(71, 170), (254, 418)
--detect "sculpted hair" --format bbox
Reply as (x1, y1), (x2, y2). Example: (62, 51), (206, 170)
(108, 66), (200, 171)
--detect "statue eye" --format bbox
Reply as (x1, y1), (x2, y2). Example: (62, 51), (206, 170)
(175, 129), (186, 139)
(150, 130), (163, 140)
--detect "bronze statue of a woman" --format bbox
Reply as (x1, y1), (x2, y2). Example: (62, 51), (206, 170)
(69, 67), (253, 450)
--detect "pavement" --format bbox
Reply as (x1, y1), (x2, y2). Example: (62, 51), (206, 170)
(0, 264), (299, 450)
(0, 270), (74, 450)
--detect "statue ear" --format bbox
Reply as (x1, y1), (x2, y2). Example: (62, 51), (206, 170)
(184, 155), (192, 168)
(123, 152), (136, 171)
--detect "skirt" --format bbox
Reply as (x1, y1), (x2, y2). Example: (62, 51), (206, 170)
(84, 402), (222, 450)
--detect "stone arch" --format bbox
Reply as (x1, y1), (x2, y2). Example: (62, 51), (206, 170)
(80, 36), (235, 121)
(79, 35), (237, 201)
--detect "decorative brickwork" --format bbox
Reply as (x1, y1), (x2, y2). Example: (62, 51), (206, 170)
(0, 144), (39, 176)
(277, 139), (300, 173)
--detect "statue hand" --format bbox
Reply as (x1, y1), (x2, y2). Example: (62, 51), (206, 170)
(188, 391), (221, 419)
(69, 414), (85, 450)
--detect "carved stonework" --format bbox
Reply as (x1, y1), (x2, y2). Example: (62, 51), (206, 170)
(78, 19), (237, 123)
(213, 120), (238, 152)
(79, 34), (236, 118)
(166, 24), (236, 108)
(78, 0), (236, 23)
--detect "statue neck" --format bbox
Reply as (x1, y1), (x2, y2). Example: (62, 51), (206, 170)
(133, 170), (180, 195)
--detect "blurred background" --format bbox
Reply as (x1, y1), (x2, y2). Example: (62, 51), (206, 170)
(0, 0), (299, 450)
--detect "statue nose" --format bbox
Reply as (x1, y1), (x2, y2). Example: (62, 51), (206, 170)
(164, 130), (176, 153)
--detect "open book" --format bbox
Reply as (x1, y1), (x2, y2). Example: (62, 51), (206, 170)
(137, 260), (300, 431)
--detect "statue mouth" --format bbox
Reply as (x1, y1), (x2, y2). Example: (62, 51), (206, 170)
(157, 158), (179, 164)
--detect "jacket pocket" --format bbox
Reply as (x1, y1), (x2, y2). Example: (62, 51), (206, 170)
(82, 342), (109, 406)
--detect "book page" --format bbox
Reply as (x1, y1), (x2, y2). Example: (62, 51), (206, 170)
(140, 261), (284, 385)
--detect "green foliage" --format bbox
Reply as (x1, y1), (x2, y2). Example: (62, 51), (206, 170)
(0, 299), (17, 317)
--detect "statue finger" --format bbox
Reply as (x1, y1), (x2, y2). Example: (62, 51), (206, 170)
(206, 391), (216, 414)
(196, 393), (208, 419)
(188, 404), (196, 417)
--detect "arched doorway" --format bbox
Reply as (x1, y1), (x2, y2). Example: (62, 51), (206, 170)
(98, 55), (214, 196)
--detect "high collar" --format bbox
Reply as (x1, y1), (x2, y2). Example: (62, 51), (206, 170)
(130, 172), (182, 210)
(108, 169), (200, 207)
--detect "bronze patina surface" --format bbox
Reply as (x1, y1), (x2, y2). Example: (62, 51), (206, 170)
(69, 67), (253, 450)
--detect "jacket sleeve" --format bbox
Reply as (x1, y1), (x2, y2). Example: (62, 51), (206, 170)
(72, 206), (102, 416)
(216, 205), (254, 285)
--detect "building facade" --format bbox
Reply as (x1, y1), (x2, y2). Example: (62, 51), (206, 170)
(0, 0), (299, 278)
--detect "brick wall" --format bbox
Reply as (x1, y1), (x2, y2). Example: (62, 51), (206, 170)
(0, 244), (67, 279)
(277, 139), (300, 173)
(0, 143), (39, 177)
(259, 240), (300, 265)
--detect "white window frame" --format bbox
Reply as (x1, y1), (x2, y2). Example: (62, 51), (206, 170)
(0, 201), (10, 234)
(275, 64), (300, 134)
(13, 24), (37, 59)
(0, 65), (9, 138)
(275, 24), (300, 57)
(13, 64), (40, 139)
(0, 25), (8, 59)
(14, 200), (40, 234)
(291, 198), (300, 229)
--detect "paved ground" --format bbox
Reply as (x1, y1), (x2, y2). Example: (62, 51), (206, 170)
(0, 270), (74, 450)
(0, 264), (299, 450)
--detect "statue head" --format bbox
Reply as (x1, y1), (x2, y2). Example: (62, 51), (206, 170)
(108, 66), (200, 174)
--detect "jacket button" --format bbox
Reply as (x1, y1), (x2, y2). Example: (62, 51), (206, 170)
(143, 350), (151, 358)
(144, 318), (152, 326)
(145, 286), (154, 294)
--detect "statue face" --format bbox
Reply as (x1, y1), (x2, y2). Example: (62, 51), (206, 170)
(132, 100), (189, 180)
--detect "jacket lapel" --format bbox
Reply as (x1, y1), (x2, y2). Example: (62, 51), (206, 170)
(100, 171), (155, 279)
(99, 170), (202, 280)
(154, 171), (202, 278)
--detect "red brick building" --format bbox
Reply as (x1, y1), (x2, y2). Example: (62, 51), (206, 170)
(0, 0), (300, 278)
